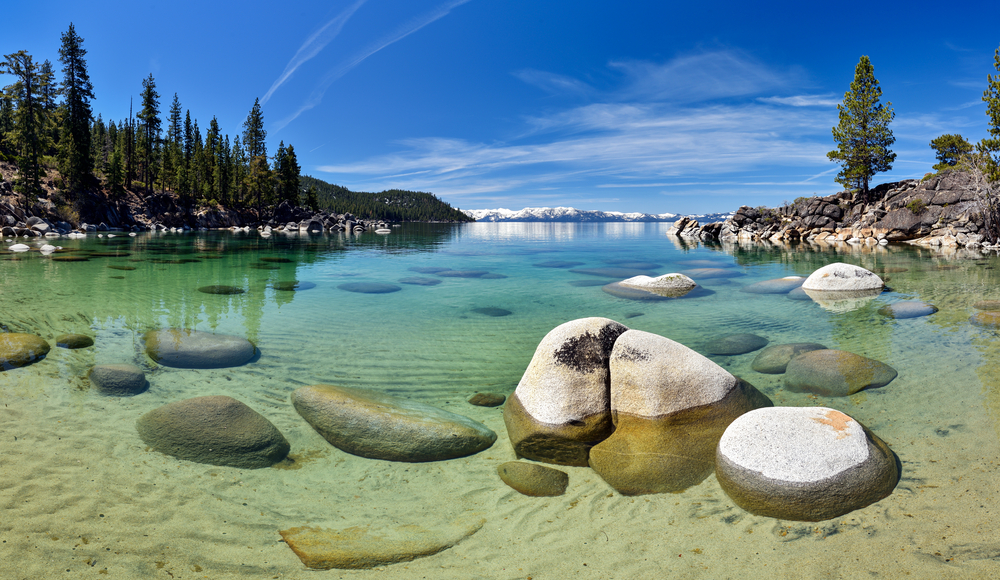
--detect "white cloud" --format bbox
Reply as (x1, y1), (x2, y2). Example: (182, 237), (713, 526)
(758, 94), (841, 107)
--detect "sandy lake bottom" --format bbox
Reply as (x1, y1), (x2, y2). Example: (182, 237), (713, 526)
(3, 222), (1000, 579)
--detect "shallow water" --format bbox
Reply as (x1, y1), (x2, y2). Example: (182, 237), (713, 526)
(2, 223), (1000, 579)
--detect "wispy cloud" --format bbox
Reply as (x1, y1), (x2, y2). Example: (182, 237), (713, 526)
(274, 0), (472, 132)
(261, 0), (367, 106)
(514, 69), (592, 97)
(758, 94), (840, 107)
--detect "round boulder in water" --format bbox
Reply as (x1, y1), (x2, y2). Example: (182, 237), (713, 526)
(619, 273), (697, 297)
(136, 395), (289, 468)
(292, 385), (496, 462)
(56, 334), (94, 349)
(802, 263), (883, 292)
(338, 282), (401, 294)
(0, 333), (50, 370)
(740, 276), (805, 295)
(534, 261), (584, 268)
(784, 349), (897, 396)
(198, 285), (245, 295)
(260, 257), (294, 263)
(497, 462), (569, 497)
(472, 307), (511, 317)
(398, 277), (441, 286)
(971, 311), (1000, 328)
(89, 363), (147, 396)
(436, 270), (489, 278)
(504, 317), (628, 466)
(703, 333), (768, 356)
(144, 329), (256, 369)
(716, 406), (898, 521)
(751, 343), (826, 374)
(468, 392), (505, 407)
(678, 267), (744, 280)
(973, 300), (1000, 311)
(786, 287), (812, 301)
(877, 301), (938, 319)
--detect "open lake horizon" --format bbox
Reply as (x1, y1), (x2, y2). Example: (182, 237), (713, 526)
(3, 221), (1000, 579)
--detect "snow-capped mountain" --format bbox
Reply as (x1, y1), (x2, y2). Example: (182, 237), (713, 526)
(463, 206), (733, 223)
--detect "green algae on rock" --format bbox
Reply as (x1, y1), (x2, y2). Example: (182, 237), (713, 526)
(0, 333), (50, 370)
(497, 462), (569, 496)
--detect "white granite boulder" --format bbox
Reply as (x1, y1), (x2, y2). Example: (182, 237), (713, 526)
(502, 317), (628, 466)
(293, 385), (496, 462)
(784, 349), (897, 397)
(740, 276), (805, 295)
(619, 273), (697, 297)
(588, 330), (771, 495)
(802, 263), (883, 292)
(716, 406), (898, 521)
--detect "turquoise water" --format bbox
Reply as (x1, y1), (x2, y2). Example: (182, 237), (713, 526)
(2, 222), (1000, 578)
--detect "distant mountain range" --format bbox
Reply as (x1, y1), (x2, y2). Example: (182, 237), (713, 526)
(463, 206), (734, 223)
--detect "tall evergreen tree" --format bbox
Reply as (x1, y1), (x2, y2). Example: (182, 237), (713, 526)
(57, 23), (94, 193)
(827, 56), (896, 203)
(275, 141), (300, 205)
(90, 113), (106, 175)
(0, 95), (13, 152)
(163, 93), (182, 191)
(1, 50), (47, 197)
(980, 45), (1000, 183)
(242, 98), (268, 212)
(137, 73), (160, 194)
(930, 134), (973, 171)
(230, 133), (246, 208)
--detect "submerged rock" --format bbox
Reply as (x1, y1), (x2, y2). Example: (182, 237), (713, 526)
(55, 333), (94, 349)
(136, 395), (289, 468)
(144, 329), (256, 369)
(271, 281), (317, 291)
(716, 406), (898, 521)
(703, 333), (769, 356)
(467, 392), (506, 407)
(279, 517), (485, 570)
(472, 307), (512, 317)
(678, 267), (744, 280)
(88, 364), (147, 396)
(740, 276), (805, 294)
(877, 301), (938, 319)
(503, 317), (628, 466)
(751, 343), (826, 374)
(398, 277), (442, 286)
(0, 333), (50, 370)
(338, 282), (402, 294)
(588, 330), (772, 495)
(497, 462), (569, 496)
(198, 285), (245, 295)
(534, 261), (585, 268)
(292, 385), (496, 462)
(784, 349), (897, 396)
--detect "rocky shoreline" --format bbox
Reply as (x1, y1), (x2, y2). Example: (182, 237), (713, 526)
(668, 169), (997, 251)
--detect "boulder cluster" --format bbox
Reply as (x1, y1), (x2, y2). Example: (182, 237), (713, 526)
(669, 170), (994, 249)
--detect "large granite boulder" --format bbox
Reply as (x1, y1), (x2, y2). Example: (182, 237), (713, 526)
(136, 396), (289, 468)
(751, 343), (826, 374)
(618, 273), (697, 297)
(802, 263), (883, 292)
(497, 462), (569, 497)
(588, 330), (772, 495)
(292, 385), (496, 462)
(144, 329), (256, 369)
(503, 317), (628, 466)
(56, 333), (94, 349)
(88, 364), (147, 396)
(784, 349), (897, 396)
(716, 406), (899, 521)
(0, 333), (50, 370)
(877, 301), (938, 319)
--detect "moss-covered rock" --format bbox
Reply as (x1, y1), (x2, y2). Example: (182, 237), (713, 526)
(0, 333), (50, 370)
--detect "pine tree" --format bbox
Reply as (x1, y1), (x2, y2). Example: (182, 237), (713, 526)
(274, 142), (300, 204)
(90, 114), (106, 175)
(57, 23), (95, 193)
(827, 56), (896, 203)
(137, 73), (160, 194)
(242, 98), (268, 213)
(230, 134), (246, 208)
(305, 184), (319, 211)
(1, 50), (47, 197)
(980, 45), (1000, 183)
(929, 134), (973, 171)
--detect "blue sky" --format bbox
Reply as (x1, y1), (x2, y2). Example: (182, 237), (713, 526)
(5, 1), (1000, 214)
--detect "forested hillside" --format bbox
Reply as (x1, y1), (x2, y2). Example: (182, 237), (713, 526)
(300, 175), (473, 222)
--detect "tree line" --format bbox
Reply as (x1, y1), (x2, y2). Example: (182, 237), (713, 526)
(299, 175), (473, 222)
(0, 23), (303, 215)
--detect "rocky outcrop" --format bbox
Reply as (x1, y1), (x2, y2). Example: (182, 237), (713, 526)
(672, 170), (993, 249)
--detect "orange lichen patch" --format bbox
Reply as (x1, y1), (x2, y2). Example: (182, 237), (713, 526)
(811, 410), (854, 439)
